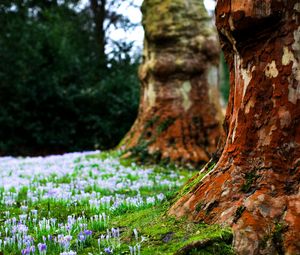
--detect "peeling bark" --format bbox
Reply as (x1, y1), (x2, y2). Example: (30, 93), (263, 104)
(122, 0), (223, 166)
(170, 1), (300, 254)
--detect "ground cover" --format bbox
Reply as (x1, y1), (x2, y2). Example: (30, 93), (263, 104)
(0, 151), (233, 254)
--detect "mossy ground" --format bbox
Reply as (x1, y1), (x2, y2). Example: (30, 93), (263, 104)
(0, 150), (234, 255)
(110, 205), (233, 255)
(87, 151), (234, 255)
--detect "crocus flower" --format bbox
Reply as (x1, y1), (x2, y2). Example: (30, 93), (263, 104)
(37, 243), (47, 254)
(78, 232), (85, 242)
(21, 247), (30, 255)
(84, 229), (92, 236)
(104, 247), (113, 254)
(30, 245), (36, 253)
(60, 251), (77, 255)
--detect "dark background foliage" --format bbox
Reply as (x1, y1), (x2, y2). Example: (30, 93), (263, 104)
(0, 0), (140, 155)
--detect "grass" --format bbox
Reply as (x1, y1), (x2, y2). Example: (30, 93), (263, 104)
(0, 150), (234, 255)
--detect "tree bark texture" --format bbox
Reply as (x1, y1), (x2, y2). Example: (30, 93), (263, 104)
(122, 0), (223, 166)
(169, 1), (300, 254)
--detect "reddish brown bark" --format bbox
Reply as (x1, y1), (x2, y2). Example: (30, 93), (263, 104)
(170, 1), (300, 254)
(122, 0), (223, 166)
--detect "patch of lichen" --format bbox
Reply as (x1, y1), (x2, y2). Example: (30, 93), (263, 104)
(142, 0), (210, 41)
(111, 204), (234, 255)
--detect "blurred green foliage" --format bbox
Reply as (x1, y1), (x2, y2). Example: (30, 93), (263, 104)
(0, 0), (140, 155)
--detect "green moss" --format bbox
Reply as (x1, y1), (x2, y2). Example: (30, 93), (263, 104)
(145, 115), (160, 129)
(123, 117), (177, 164)
(189, 241), (235, 255)
(271, 223), (286, 255)
(111, 205), (233, 255)
(195, 202), (204, 213)
(157, 117), (176, 134)
(207, 162), (216, 172)
(259, 222), (287, 253)
(240, 171), (259, 193)
(176, 171), (206, 200)
(129, 140), (152, 162)
(175, 159), (217, 201)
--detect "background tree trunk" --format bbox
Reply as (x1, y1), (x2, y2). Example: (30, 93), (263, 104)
(122, 0), (223, 166)
(170, 1), (300, 254)
(90, 0), (107, 67)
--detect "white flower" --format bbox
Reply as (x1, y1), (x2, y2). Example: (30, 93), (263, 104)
(133, 229), (138, 240)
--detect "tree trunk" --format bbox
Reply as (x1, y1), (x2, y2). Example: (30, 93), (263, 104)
(169, 1), (300, 254)
(90, 0), (106, 66)
(122, 0), (223, 166)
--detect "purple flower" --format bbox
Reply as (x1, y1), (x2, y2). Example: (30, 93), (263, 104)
(84, 230), (92, 236)
(78, 232), (86, 242)
(65, 235), (72, 242)
(60, 251), (77, 255)
(38, 243), (47, 252)
(30, 246), (36, 253)
(111, 228), (119, 238)
(21, 247), (30, 255)
(104, 247), (113, 254)
(66, 225), (71, 231)
(60, 235), (72, 249)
